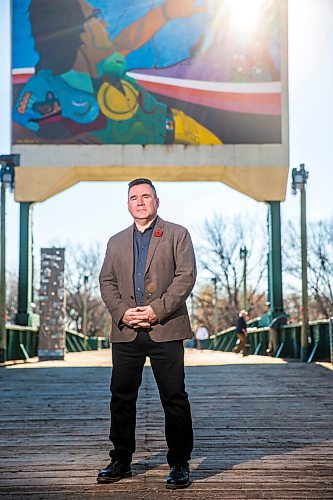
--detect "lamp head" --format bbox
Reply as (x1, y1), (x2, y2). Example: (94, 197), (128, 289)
(239, 245), (247, 259)
(291, 164), (309, 195)
(0, 154), (20, 191)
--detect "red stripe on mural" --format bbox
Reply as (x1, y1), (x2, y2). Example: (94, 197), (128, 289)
(13, 73), (34, 85)
(12, 73), (281, 115)
(136, 80), (281, 115)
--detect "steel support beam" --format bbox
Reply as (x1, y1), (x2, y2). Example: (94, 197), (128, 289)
(0, 182), (7, 362)
(267, 201), (284, 316)
(16, 202), (39, 327)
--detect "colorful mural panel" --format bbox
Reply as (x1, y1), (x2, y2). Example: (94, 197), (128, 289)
(12, 0), (283, 145)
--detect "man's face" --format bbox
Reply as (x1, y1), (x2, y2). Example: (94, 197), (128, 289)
(128, 184), (159, 223)
(78, 0), (113, 67)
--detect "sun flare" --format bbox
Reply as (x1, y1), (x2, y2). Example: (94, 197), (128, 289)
(224, 0), (266, 39)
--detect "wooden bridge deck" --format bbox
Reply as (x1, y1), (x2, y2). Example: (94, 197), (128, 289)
(1, 350), (333, 499)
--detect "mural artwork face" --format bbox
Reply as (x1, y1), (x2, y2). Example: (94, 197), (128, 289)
(78, 0), (114, 75)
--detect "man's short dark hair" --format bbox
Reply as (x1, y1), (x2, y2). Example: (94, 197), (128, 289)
(128, 178), (157, 197)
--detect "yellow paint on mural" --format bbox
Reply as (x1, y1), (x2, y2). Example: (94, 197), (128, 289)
(173, 109), (222, 145)
(97, 81), (139, 121)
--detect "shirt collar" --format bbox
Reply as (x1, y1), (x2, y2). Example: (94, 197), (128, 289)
(133, 217), (158, 234)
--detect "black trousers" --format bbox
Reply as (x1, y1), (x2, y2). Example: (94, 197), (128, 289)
(109, 332), (193, 467)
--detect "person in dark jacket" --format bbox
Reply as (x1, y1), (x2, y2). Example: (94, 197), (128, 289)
(233, 309), (249, 356)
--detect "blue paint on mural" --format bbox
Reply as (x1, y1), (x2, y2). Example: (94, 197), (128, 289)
(12, 0), (283, 145)
(13, 0), (208, 71)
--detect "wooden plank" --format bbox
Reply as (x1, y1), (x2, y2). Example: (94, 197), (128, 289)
(0, 350), (332, 498)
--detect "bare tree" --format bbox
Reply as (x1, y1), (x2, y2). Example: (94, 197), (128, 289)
(190, 285), (215, 334)
(194, 214), (267, 330)
(308, 219), (333, 317)
(283, 218), (333, 319)
(64, 243), (107, 335)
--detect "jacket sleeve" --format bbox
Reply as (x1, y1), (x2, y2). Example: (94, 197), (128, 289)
(149, 228), (196, 322)
(99, 240), (128, 326)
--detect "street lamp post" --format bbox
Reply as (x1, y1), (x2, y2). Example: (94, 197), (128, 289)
(0, 158), (16, 363)
(240, 245), (248, 311)
(190, 292), (195, 328)
(292, 163), (309, 362)
(82, 275), (89, 335)
(211, 277), (218, 344)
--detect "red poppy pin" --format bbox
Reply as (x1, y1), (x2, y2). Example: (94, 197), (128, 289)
(154, 229), (163, 237)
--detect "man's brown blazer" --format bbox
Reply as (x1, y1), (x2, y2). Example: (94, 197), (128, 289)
(99, 216), (196, 342)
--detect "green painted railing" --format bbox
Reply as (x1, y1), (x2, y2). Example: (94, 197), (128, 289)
(4, 319), (332, 363)
(65, 329), (109, 352)
(4, 325), (109, 362)
(202, 319), (332, 363)
(5, 325), (39, 361)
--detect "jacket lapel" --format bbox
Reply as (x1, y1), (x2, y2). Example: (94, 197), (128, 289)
(145, 217), (165, 274)
(122, 225), (134, 286)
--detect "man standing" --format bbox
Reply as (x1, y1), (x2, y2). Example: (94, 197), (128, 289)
(266, 313), (288, 356)
(98, 178), (196, 489)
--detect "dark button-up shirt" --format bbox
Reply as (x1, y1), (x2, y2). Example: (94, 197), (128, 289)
(133, 219), (157, 306)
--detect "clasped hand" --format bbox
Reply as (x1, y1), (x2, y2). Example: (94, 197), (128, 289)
(122, 306), (158, 329)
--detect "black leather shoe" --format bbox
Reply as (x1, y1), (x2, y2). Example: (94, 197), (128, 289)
(166, 466), (191, 489)
(97, 460), (132, 483)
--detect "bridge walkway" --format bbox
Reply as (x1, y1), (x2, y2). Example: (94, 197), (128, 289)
(1, 350), (332, 499)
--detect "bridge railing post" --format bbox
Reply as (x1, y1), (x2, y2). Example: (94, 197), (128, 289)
(329, 317), (333, 365)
